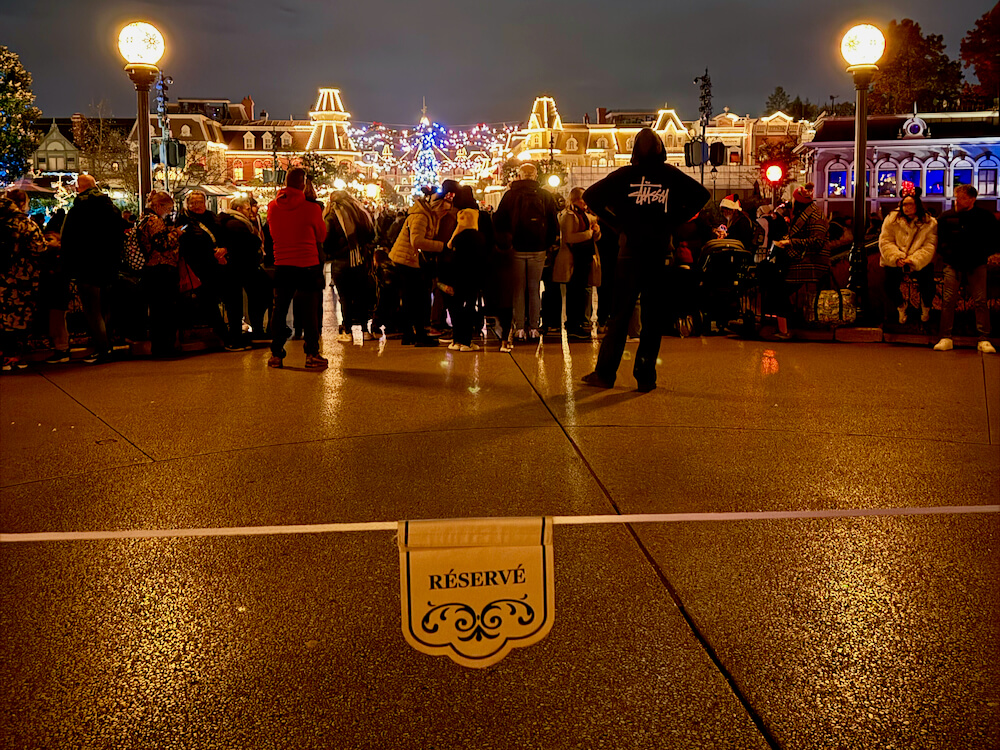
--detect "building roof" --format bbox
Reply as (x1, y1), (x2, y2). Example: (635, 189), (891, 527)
(811, 113), (1000, 143)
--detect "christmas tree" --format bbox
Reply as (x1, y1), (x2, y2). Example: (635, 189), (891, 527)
(412, 103), (439, 196)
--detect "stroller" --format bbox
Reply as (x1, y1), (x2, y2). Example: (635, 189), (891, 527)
(695, 238), (757, 335)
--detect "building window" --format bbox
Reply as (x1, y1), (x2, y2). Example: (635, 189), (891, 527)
(978, 168), (998, 196)
(599, 157), (607, 167)
(925, 168), (945, 195)
(596, 137), (608, 149)
(626, 136), (635, 150)
(37, 157), (47, 168)
(180, 125), (192, 137)
(111, 161), (120, 172)
(67, 157), (76, 168)
(850, 168), (871, 197)
(828, 169), (848, 197)
(901, 162), (921, 194)
(566, 137), (578, 151)
(953, 167), (973, 187)
(233, 160), (244, 181)
(281, 133), (293, 148)
(244, 132), (255, 150)
(253, 160), (263, 180)
(262, 133), (273, 150)
(878, 168), (898, 197)
(729, 151), (741, 165)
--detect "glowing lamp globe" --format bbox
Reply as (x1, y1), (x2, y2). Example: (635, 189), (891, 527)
(365, 183), (380, 199)
(547, 174), (561, 188)
(118, 22), (165, 66)
(841, 24), (884, 67)
(766, 165), (783, 183)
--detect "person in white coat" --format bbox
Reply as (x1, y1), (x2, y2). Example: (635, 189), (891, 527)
(878, 192), (937, 324)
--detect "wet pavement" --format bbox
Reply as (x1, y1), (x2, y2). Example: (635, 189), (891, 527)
(2, 332), (998, 749)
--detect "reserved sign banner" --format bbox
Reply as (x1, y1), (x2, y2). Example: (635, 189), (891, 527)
(398, 517), (555, 668)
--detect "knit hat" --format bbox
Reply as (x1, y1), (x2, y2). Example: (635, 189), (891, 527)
(719, 194), (741, 211)
(792, 186), (812, 203)
(439, 179), (461, 197)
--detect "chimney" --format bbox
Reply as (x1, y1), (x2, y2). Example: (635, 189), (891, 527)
(241, 95), (255, 121)
(71, 113), (85, 144)
(596, 108), (607, 125)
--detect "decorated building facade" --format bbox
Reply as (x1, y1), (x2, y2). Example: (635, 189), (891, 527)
(797, 109), (1000, 218)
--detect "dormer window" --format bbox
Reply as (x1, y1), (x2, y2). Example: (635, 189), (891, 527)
(243, 132), (255, 150)
(626, 136), (635, 151)
(180, 125), (191, 137)
(281, 132), (293, 148)
(566, 137), (578, 151)
(596, 137), (609, 149)
(263, 132), (273, 150)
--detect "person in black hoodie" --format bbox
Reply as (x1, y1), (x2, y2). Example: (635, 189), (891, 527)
(581, 128), (709, 391)
(60, 174), (124, 363)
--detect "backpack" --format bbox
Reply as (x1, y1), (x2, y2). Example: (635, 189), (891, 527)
(511, 187), (550, 251)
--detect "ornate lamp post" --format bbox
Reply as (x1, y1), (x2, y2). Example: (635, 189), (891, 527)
(841, 23), (885, 320)
(118, 22), (165, 204)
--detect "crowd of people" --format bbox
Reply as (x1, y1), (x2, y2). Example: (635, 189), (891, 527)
(2, 130), (997, 381)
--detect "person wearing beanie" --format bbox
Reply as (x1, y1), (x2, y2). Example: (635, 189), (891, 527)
(715, 194), (754, 251)
(579, 128), (710, 391)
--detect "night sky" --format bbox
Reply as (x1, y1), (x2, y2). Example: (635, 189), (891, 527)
(3, 0), (994, 127)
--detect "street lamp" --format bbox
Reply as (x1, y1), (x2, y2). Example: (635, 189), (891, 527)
(841, 22), (885, 321)
(118, 21), (164, 204)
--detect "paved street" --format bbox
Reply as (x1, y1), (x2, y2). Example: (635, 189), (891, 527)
(2, 334), (998, 750)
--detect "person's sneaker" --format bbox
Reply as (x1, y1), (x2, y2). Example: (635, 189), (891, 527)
(337, 332), (353, 342)
(2, 357), (27, 372)
(437, 332), (454, 344)
(515, 329), (527, 341)
(224, 342), (250, 352)
(500, 340), (514, 353)
(305, 354), (328, 369)
(44, 349), (71, 364)
(459, 343), (481, 352)
(920, 305), (931, 323)
(933, 338), (953, 352)
(267, 354), (283, 368)
(897, 305), (908, 324)
(83, 349), (112, 364)
(528, 328), (540, 340)
(447, 342), (462, 351)
(978, 340), (996, 354)
(581, 371), (614, 388)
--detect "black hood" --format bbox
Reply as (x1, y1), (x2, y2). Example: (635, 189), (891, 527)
(630, 127), (666, 166)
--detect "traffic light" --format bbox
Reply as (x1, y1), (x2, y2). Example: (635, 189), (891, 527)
(709, 141), (726, 167)
(166, 140), (186, 168)
(685, 140), (709, 167)
(764, 162), (784, 184)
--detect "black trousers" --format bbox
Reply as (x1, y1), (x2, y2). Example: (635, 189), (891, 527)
(143, 264), (180, 357)
(331, 260), (374, 330)
(565, 244), (594, 332)
(271, 265), (322, 357)
(392, 262), (432, 339)
(595, 253), (667, 387)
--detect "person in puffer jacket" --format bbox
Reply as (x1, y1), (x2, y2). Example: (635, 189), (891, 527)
(879, 191), (937, 325)
(265, 167), (328, 369)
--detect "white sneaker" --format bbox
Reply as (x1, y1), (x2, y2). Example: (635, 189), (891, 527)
(528, 329), (540, 340)
(897, 305), (908, 324)
(337, 332), (352, 342)
(459, 343), (481, 352)
(933, 338), (953, 351)
(447, 342), (462, 350)
(978, 340), (996, 354)
(500, 341), (513, 353)
(920, 305), (931, 323)
(515, 329), (527, 341)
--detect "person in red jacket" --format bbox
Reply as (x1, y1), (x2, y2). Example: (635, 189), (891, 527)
(266, 167), (328, 369)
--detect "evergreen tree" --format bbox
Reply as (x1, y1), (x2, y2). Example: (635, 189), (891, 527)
(961, 4), (1000, 107)
(412, 116), (439, 196)
(0, 46), (42, 183)
(870, 19), (963, 113)
(763, 86), (791, 115)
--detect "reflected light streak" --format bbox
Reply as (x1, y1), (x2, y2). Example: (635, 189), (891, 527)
(560, 333), (577, 422)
